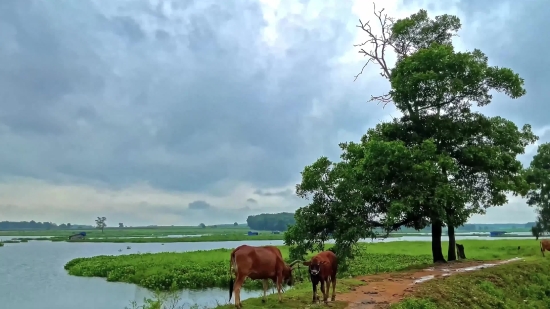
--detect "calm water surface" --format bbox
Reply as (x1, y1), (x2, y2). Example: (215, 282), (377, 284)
(0, 235), (535, 309)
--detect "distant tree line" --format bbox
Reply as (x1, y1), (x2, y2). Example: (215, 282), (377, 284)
(0, 221), (91, 230)
(246, 212), (295, 231)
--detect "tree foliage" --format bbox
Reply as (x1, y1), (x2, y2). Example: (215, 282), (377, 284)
(526, 143), (550, 233)
(286, 6), (536, 264)
(246, 212), (295, 231)
(0, 221), (77, 230)
(95, 216), (107, 233)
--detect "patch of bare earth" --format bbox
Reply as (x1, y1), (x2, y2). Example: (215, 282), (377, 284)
(339, 259), (520, 309)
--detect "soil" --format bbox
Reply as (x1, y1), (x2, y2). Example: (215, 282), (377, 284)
(338, 260), (507, 309)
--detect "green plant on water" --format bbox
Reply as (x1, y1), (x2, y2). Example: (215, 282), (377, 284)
(66, 239), (542, 292)
(0, 242), (4, 247)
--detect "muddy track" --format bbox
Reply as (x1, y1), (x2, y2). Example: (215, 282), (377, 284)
(338, 258), (522, 309)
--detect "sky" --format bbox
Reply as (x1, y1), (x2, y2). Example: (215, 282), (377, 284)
(0, 0), (547, 226)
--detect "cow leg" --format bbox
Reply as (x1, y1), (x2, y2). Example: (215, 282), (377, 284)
(233, 275), (246, 309)
(276, 272), (283, 303)
(331, 276), (337, 301)
(311, 279), (318, 303)
(325, 278), (331, 303)
(543, 248), (546, 257)
(262, 279), (268, 303)
(320, 279), (327, 304)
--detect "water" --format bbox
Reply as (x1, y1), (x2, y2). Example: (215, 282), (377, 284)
(0, 240), (285, 309)
(0, 235), (536, 309)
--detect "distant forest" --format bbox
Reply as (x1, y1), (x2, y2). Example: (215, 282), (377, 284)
(246, 212), (296, 231)
(0, 216), (536, 232)
(0, 221), (92, 230)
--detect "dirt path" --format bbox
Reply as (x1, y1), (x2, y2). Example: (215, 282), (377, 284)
(338, 258), (522, 309)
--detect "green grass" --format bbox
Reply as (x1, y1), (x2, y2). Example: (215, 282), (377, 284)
(67, 239), (541, 293)
(111, 239), (544, 309)
(0, 226), (252, 237)
(66, 243), (434, 290)
(392, 258), (550, 309)
(53, 233), (285, 243)
(0, 226), (290, 243)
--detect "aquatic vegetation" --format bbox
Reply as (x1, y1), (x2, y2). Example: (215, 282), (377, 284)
(2, 239), (21, 243)
(0, 242), (3, 247)
(66, 243), (432, 291)
(58, 233), (285, 243)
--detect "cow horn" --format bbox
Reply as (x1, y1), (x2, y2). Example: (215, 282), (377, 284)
(289, 260), (302, 268)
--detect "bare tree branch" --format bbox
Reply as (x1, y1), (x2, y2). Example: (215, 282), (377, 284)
(353, 2), (398, 108)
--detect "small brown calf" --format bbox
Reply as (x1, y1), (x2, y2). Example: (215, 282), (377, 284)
(302, 250), (338, 304)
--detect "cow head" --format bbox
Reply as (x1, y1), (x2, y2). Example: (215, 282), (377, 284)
(303, 257), (326, 276)
(284, 260), (302, 286)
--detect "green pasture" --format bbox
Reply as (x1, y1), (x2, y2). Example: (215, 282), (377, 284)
(106, 239), (544, 309)
(0, 226), (251, 237)
(66, 239), (541, 293)
(393, 258), (550, 309)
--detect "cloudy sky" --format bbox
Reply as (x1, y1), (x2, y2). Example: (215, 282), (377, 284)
(0, 0), (545, 226)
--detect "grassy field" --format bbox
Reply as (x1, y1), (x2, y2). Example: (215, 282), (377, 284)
(53, 234), (285, 243)
(108, 239), (544, 309)
(64, 239), (543, 305)
(0, 226), (252, 237)
(392, 258), (550, 309)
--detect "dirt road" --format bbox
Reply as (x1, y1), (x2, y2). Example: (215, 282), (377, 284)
(338, 258), (522, 309)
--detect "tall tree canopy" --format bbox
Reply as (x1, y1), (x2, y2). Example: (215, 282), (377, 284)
(285, 6), (536, 264)
(526, 143), (550, 232)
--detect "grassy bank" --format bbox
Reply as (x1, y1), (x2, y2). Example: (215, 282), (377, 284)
(55, 233), (286, 243)
(120, 239), (543, 309)
(393, 258), (550, 309)
(65, 244), (432, 290)
(0, 226), (251, 237)
(67, 239), (541, 294)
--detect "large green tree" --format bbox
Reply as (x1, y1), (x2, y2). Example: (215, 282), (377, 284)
(285, 7), (536, 263)
(526, 143), (550, 234)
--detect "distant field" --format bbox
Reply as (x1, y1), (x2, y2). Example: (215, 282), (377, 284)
(0, 226), (252, 237)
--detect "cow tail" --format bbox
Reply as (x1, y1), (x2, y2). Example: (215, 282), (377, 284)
(541, 241), (544, 253)
(229, 252), (235, 301)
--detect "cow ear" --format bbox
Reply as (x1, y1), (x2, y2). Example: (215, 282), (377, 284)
(302, 261), (311, 266)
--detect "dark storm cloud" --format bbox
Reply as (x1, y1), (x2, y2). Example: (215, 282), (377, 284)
(0, 0), (394, 194)
(188, 200), (212, 210)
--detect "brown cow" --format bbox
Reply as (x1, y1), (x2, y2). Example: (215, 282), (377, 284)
(302, 250), (338, 304)
(541, 239), (550, 257)
(229, 245), (300, 308)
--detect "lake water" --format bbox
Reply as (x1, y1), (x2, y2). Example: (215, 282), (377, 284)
(0, 235), (536, 309)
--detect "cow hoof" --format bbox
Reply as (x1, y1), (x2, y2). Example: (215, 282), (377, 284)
(331, 296), (336, 301)
(261, 299), (266, 303)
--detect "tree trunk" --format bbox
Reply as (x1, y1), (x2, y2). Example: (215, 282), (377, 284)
(431, 221), (447, 263)
(447, 224), (457, 261)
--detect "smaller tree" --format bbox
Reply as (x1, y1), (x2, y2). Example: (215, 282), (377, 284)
(233, 222), (238, 226)
(199, 223), (206, 228)
(531, 222), (544, 240)
(95, 217), (107, 233)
